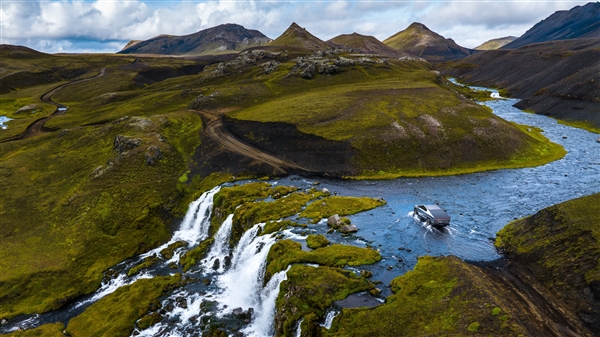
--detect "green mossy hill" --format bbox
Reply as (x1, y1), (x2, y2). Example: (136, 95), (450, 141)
(221, 55), (563, 177)
(382, 22), (471, 62)
(300, 196), (385, 220)
(266, 240), (381, 282)
(268, 22), (332, 50)
(4, 322), (65, 337)
(306, 234), (330, 249)
(0, 105), (229, 319)
(274, 265), (374, 337)
(496, 192), (600, 333)
(326, 256), (528, 336)
(66, 275), (182, 337)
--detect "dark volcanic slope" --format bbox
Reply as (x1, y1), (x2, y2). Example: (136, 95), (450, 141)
(440, 38), (600, 129)
(268, 22), (332, 51)
(328, 33), (404, 57)
(118, 23), (271, 55)
(503, 2), (600, 49)
(383, 22), (472, 62)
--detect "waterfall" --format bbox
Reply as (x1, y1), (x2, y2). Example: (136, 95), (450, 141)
(139, 186), (221, 260)
(241, 267), (290, 337)
(172, 186), (221, 244)
(321, 309), (339, 329)
(216, 223), (277, 310)
(202, 214), (234, 273)
(295, 318), (304, 337)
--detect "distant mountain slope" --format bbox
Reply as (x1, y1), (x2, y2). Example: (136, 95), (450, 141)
(118, 23), (271, 56)
(503, 2), (600, 49)
(328, 33), (404, 57)
(475, 36), (517, 50)
(383, 22), (472, 62)
(440, 38), (600, 130)
(268, 22), (332, 50)
(121, 40), (142, 50)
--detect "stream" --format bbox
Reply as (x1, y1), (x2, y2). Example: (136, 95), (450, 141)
(1, 85), (599, 336)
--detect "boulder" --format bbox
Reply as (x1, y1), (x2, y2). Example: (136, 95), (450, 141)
(145, 146), (163, 165)
(327, 214), (341, 226)
(322, 188), (330, 195)
(113, 135), (141, 154)
(339, 224), (358, 233)
(15, 104), (37, 114)
(188, 94), (215, 110)
(263, 60), (280, 74)
(301, 63), (315, 79)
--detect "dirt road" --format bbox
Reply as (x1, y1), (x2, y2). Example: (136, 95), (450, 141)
(1, 68), (107, 143)
(197, 109), (314, 176)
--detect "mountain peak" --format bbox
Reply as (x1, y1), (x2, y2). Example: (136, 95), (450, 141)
(407, 22), (430, 31)
(328, 33), (405, 57)
(383, 22), (471, 62)
(269, 22), (332, 50)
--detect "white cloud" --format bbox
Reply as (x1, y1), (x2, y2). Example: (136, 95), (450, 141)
(0, 0), (592, 53)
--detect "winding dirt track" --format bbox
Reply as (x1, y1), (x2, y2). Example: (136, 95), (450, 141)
(1, 68), (107, 143)
(196, 109), (315, 175)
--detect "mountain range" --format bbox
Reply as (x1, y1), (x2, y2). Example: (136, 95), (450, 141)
(118, 2), (599, 62)
(118, 23), (271, 56)
(502, 1), (600, 49)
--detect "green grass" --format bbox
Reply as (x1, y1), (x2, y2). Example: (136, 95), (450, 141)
(306, 234), (330, 249)
(266, 239), (380, 281)
(300, 196), (386, 220)
(274, 265), (374, 336)
(325, 256), (526, 336)
(66, 275), (181, 337)
(179, 238), (214, 272)
(556, 118), (600, 134)
(4, 323), (65, 337)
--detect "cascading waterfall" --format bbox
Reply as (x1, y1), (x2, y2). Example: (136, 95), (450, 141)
(139, 186), (221, 261)
(201, 214), (234, 273)
(216, 223), (278, 310)
(241, 267), (290, 337)
(321, 309), (339, 329)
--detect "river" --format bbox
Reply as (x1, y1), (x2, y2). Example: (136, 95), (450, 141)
(1, 85), (599, 336)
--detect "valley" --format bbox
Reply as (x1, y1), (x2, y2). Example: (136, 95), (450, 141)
(1, 2), (599, 336)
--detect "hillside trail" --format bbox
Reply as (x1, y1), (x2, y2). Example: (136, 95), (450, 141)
(195, 109), (315, 176)
(1, 68), (107, 143)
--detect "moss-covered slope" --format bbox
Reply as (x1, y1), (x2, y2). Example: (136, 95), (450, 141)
(326, 256), (529, 336)
(221, 55), (564, 177)
(383, 22), (472, 62)
(496, 192), (600, 334)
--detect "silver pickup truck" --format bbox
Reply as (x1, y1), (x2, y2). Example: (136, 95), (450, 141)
(414, 204), (451, 227)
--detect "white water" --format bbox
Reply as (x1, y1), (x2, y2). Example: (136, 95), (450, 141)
(202, 213), (234, 273)
(242, 267), (290, 337)
(139, 186), (221, 261)
(295, 318), (304, 337)
(321, 309), (339, 329)
(216, 224), (278, 311)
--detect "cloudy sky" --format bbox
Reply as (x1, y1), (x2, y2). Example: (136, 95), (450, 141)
(0, 0), (592, 53)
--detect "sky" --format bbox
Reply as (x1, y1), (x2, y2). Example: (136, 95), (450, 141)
(0, 0), (593, 53)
